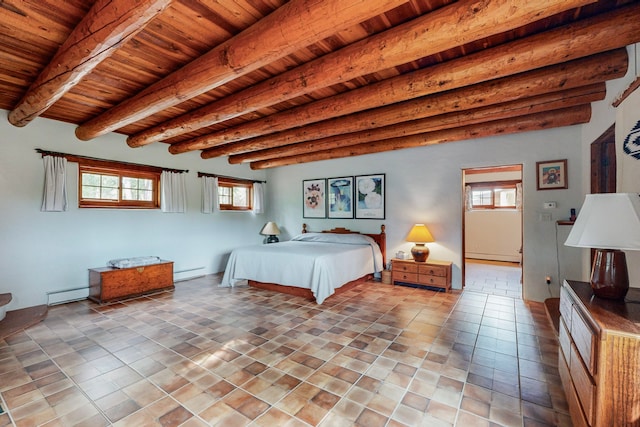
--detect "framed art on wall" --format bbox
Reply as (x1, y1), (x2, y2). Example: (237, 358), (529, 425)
(536, 159), (567, 190)
(356, 174), (385, 219)
(327, 176), (354, 218)
(302, 178), (326, 218)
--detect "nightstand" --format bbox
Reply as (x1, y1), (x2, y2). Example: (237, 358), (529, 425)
(391, 258), (452, 292)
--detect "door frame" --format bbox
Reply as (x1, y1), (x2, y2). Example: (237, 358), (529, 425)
(461, 164), (524, 292)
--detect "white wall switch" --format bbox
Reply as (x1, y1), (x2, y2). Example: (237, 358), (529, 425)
(543, 201), (557, 209)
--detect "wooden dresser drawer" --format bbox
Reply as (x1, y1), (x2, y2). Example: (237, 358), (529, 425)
(571, 305), (596, 375)
(418, 264), (447, 277)
(570, 343), (596, 425)
(559, 351), (589, 427)
(418, 275), (447, 287)
(559, 285), (572, 329)
(558, 317), (571, 363)
(393, 272), (418, 283)
(394, 262), (418, 273)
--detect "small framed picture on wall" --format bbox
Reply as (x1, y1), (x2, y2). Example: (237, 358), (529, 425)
(355, 174), (385, 219)
(327, 176), (354, 218)
(536, 159), (567, 190)
(302, 178), (326, 218)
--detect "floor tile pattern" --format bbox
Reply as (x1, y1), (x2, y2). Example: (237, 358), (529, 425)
(465, 260), (523, 299)
(0, 274), (570, 426)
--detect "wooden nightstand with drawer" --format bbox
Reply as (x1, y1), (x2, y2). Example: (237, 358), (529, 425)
(559, 280), (640, 426)
(391, 258), (452, 292)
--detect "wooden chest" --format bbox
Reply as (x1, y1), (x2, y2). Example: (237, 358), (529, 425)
(89, 261), (174, 303)
(392, 258), (452, 292)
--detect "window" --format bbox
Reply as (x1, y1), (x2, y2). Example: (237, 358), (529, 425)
(469, 181), (518, 209)
(218, 177), (253, 210)
(79, 163), (160, 209)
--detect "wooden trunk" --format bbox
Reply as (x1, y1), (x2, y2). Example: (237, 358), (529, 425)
(89, 261), (174, 303)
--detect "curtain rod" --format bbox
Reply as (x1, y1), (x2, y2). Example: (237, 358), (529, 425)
(35, 149), (188, 174)
(197, 171), (266, 183)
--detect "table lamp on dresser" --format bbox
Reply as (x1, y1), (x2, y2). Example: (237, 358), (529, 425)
(564, 193), (640, 299)
(405, 223), (434, 262)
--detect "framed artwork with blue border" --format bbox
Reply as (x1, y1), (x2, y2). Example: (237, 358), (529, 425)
(327, 176), (354, 218)
(355, 174), (385, 219)
(303, 178), (326, 218)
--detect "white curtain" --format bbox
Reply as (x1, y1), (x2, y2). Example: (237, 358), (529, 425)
(41, 155), (67, 212)
(161, 171), (187, 213)
(253, 182), (264, 214)
(464, 185), (473, 212)
(202, 176), (219, 213)
(516, 182), (523, 211)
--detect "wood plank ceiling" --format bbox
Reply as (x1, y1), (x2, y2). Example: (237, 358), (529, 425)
(1, 0), (638, 169)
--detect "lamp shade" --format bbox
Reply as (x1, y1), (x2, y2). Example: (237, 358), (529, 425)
(260, 222), (280, 236)
(565, 193), (640, 250)
(406, 224), (434, 263)
(406, 224), (435, 243)
(565, 193), (640, 299)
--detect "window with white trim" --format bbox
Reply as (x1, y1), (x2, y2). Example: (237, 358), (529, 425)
(469, 182), (518, 209)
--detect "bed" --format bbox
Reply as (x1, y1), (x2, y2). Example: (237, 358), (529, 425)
(220, 224), (386, 304)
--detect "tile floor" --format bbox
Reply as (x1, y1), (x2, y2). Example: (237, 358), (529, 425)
(464, 260), (523, 299)
(0, 274), (570, 426)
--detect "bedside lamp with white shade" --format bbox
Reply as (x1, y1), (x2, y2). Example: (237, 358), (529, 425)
(260, 221), (281, 244)
(564, 193), (640, 300)
(406, 223), (435, 262)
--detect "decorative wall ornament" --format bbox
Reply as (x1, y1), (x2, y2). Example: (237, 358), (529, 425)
(623, 120), (640, 159)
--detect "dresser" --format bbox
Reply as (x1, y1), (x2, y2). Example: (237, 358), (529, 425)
(391, 258), (452, 292)
(89, 260), (174, 303)
(558, 280), (640, 427)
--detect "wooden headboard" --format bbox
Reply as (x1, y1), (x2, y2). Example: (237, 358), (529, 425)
(301, 223), (387, 267)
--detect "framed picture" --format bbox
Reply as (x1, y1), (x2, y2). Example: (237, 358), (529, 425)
(536, 159), (568, 190)
(303, 179), (326, 218)
(327, 176), (354, 218)
(356, 174), (385, 219)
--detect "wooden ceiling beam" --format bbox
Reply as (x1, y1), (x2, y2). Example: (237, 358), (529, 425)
(175, 4), (640, 155)
(7, 0), (172, 127)
(249, 105), (592, 169)
(73, 0), (409, 141)
(126, 0), (595, 148)
(230, 84), (605, 164)
(210, 49), (625, 160)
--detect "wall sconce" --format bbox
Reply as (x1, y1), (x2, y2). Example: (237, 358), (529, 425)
(405, 223), (434, 262)
(260, 221), (281, 244)
(565, 193), (640, 299)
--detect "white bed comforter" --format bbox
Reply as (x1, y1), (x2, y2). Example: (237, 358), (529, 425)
(220, 233), (383, 304)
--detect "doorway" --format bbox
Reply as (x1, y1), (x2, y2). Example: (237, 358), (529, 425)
(462, 165), (523, 298)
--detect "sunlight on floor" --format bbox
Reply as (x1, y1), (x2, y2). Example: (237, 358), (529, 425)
(465, 259), (522, 299)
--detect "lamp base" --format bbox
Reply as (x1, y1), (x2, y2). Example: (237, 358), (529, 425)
(411, 243), (430, 263)
(265, 235), (279, 244)
(590, 249), (629, 299)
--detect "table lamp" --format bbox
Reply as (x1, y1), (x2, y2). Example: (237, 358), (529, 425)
(564, 193), (640, 299)
(406, 223), (434, 262)
(260, 221), (281, 243)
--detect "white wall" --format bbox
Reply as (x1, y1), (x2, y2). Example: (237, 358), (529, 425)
(0, 112), (268, 310)
(465, 210), (521, 262)
(267, 124), (585, 302)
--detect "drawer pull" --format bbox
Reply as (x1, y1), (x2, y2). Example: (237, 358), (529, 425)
(137, 267), (145, 273)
